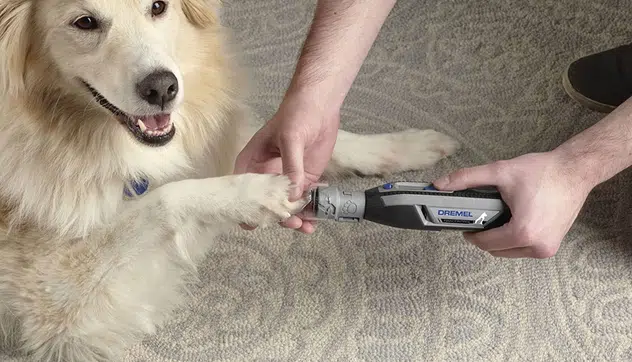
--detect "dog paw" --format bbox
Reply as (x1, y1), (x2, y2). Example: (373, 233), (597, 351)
(234, 174), (309, 228)
(376, 129), (460, 173)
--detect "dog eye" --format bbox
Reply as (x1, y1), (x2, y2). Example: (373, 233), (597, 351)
(73, 16), (99, 30)
(151, 1), (167, 16)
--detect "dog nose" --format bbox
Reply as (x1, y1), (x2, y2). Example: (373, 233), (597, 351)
(136, 71), (179, 109)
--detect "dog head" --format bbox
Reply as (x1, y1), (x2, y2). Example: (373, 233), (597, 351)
(0, 0), (220, 147)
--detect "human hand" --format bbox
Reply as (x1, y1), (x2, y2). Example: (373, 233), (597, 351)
(432, 151), (595, 258)
(234, 95), (340, 234)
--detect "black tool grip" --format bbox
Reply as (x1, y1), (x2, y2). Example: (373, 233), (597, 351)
(362, 185), (512, 232)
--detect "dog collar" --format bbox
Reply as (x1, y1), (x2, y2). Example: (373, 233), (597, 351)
(123, 178), (150, 199)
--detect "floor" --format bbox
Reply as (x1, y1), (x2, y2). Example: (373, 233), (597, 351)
(5, 0), (632, 361)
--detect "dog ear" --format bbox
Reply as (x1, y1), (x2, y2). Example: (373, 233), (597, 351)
(0, 0), (31, 97)
(181, 0), (220, 28)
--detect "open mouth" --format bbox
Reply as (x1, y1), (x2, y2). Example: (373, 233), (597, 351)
(83, 82), (176, 146)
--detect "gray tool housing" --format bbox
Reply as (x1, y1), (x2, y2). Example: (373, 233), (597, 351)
(306, 185), (366, 222)
(306, 182), (511, 231)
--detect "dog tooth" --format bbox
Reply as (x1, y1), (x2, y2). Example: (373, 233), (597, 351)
(137, 119), (147, 132)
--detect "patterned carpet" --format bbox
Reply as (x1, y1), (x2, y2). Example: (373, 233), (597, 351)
(5, 0), (632, 361)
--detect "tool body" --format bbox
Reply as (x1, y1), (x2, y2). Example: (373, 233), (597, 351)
(303, 182), (511, 231)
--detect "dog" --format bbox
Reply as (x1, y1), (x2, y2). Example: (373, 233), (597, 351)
(0, 0), (459, 361)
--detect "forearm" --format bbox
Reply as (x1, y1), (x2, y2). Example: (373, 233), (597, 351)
(553, 96), (632, 188)
(285, 0), (396, 113)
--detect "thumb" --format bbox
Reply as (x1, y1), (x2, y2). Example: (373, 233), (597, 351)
(280, 133), (305, 200)
(234, 132), (266, 174)
(433, 163), (499, 191)
(233, 148), (251, 175)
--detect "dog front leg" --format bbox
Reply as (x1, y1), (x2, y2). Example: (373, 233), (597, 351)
(13, 173), (307, 362)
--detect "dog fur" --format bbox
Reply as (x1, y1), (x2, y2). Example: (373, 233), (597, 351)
(0, 0), (459, 360)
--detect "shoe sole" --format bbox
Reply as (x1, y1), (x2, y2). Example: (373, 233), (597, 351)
(561, 63), (616, 113)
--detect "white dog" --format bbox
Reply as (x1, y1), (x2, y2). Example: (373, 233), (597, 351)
(0, 0), (459, 361)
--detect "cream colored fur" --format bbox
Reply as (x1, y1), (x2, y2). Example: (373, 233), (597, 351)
(0, 0), (459, 361)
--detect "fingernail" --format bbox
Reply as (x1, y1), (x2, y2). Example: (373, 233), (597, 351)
(433, 176), (449, 188)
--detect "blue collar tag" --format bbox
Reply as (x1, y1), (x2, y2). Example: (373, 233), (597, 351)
(123, 178), (150, 199)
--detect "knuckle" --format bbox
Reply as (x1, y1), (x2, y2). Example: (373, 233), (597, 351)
(493, 159), (509, 170)
(447, 169), (470, 186)
(491, 160), (509, 179)
(463, 234), (487, 250)
(451, 169), (466, 181)
(532, 243), (558, 259)
(280, 130), (303, 143)
(513, 224), (536, 246)
(507, 229), (527, 247)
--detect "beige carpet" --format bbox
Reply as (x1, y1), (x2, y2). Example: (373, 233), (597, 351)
(5, 0), (632, 361)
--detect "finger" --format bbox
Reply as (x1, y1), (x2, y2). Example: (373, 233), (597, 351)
(489, 247), (534, 258)
(280, 215), (302, 229)
(463, 223), (517, 251)
(279, 217), (316, 234)
(433, 163), (502, 191)
(298, 220), (316, 234)
(279, 133), (305, 200)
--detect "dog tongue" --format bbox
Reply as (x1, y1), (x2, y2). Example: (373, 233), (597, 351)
(139, 114), (170, 130)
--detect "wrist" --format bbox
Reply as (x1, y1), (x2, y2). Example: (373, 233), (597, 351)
(284, 70), (348, 113)
(279, 86), (342, 123)
(550, 144), (605, 192)
(282, 0), (396, 115)
(550, 101), (632, 190)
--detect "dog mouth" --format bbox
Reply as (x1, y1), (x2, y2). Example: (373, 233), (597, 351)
(83, 82), (176, 146)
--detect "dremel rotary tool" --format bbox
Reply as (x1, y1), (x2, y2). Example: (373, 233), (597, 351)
(300, 182), (511, 231)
